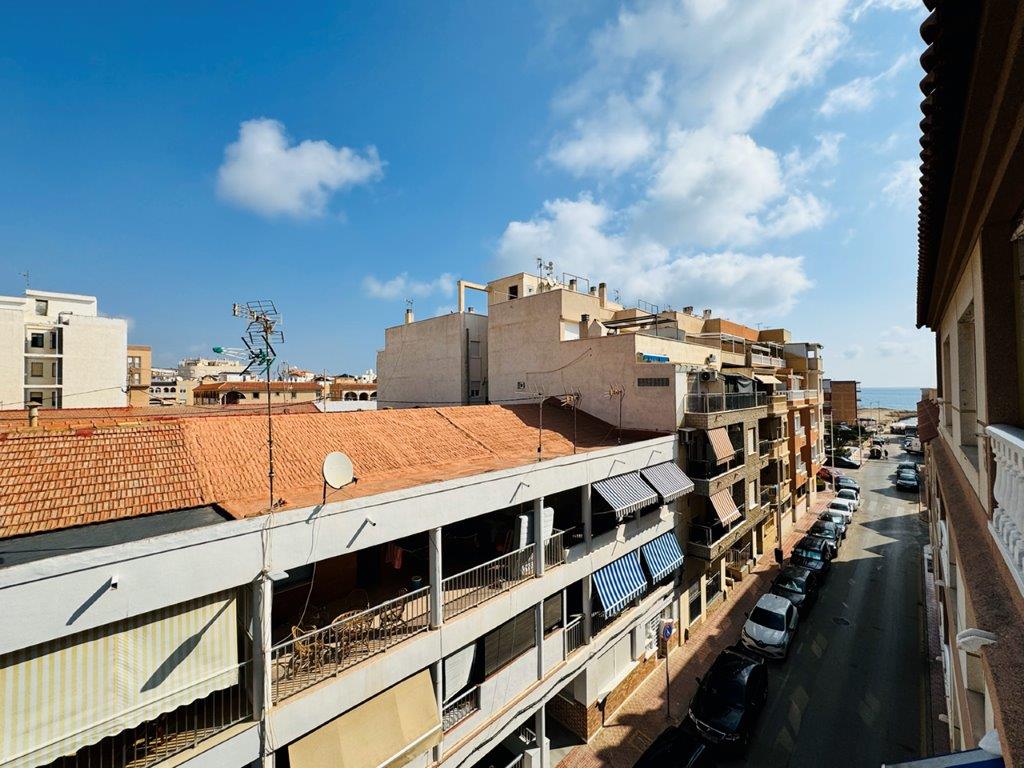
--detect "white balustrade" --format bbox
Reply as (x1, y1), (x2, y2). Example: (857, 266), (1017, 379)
(986, 425), (1024, 595)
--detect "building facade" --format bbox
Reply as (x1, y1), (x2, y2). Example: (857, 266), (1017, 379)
(0, 405), (692, 768)
(915, 1), (1024, 764)
(823, 379), (860, 425)
(148, 368), (197, 406)
(192, 379), (320, 405)
(127, 344), (152, 407)
(0, 289), (128, 410)
(177, 356), (247, 381)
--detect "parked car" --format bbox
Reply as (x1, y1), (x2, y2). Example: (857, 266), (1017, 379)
(806, 520), (842, 556)
(827, 455), (861, 469)
(741, 593), (800, 659)
(826, 499), (855, 522)
(791, 536), (833, 577)
(897, 461), (920, 477)
(835, 476), (861, 494)
(895, 470), (919, 492)
(687, 645), (768, 751)
(770, 565), (821, 616)
(634, 724), (716, 768)
(818, 510), (849, 538)
(817, 466), (842, 482)
(836, 487), (861, 510)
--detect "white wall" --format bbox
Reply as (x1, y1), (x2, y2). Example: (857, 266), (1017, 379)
(0, 308), (23, 408)
(61, 315), (128, 408)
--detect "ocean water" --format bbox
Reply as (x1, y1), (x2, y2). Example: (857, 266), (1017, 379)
(859, 387), (924, 411)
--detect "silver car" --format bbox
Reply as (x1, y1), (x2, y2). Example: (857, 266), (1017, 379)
(741, 593), (799, 659)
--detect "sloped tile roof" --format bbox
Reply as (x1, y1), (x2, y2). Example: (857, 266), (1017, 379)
(0, 403), (662, 539)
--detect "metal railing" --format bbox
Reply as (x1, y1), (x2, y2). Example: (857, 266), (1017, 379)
(443, 545), (535, 620)
(685, 391), (766, 413)
(544, 530), (566, 568)
(270, 586), (430, 703)
(442, 686), (481, 732)
(27, 661), (252, 768)
(786, 389), (810, 401)
(687, 454), (743, 480)
(727, 542), (753, 565)
(563, 616), (585, 657)
(758, 439), (770, 456)
(689, 505), (746, 546)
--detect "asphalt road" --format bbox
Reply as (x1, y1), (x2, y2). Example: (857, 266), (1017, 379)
(723, 435), (930, 768)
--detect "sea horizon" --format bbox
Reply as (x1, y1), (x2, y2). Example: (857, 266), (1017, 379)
(858, 386), (928, 411)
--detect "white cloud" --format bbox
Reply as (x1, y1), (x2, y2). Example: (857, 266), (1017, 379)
(362, 272), (454, 300)
(881, 159), (919, 208)
(842, 344), (864, 360)
(819, 51), (914, 117)
(217, 118), (383, 218)
(876, 325), (932, 358)
(783, 133), (844, 180)
(852, 0), (922, 22)
(497, 196), (813, 318)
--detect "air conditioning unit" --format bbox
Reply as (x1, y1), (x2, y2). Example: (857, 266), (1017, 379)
(699, 370), (718, 383)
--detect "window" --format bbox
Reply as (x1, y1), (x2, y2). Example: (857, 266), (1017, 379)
(482, 609), (536, 677)
(51, 362), (56, 377)
(644, 616), (661, 655)
(28, 391), (43, 404)
(34, 299), (47, 316)
(508, 285), (519, 300)
(543, 593), (562, 636)
(637, 377), (670, 387)
(516, 381), (527, 391)
(470, 381), (481, 398)
(291, 391), (297, 399)
(29, 362), (43, 377)
(252, 391), (260, 399)
(561, 320), (580, 341)
(30, 333), (44, 348)
(468, 340), (481, 358)
(49, 331), (58, 350)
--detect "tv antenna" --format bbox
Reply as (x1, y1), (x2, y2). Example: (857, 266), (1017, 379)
(536, 258), (554, 279)
(604, 385), (625, 444)
(19, 271), (30, 290)
(226, 300), (284, 512)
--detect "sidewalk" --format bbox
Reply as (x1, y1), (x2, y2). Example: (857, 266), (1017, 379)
(558, 491), (835, 768)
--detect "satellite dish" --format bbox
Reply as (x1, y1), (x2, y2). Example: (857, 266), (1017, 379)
(322, 451), (354, 490)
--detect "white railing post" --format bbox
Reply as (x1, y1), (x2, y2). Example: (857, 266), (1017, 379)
(987, 425), (1024, 594)
(534, 497), (545, 577)
(430, 527), (443, 629)
(252, 573), (274, 766)
(582, 577), (593, 644)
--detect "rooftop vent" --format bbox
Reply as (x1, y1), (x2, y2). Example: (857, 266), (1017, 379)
(683, 306), (694, 315)
(702, 308), (712, 319)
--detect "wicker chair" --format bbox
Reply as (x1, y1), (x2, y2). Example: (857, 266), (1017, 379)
(333, 609), (373, 662)
(379, 588), (409, 635)
(287, 625), (326, 677)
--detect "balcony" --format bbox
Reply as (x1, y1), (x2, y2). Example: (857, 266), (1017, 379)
(785, 389), (809, 404)
(758, 439), (770, 457)
(563, 615), (585, 657)
(986, 425), (1024, 595)
(768, 393), (789, 415)
(687, 455), (746, 496)
(683, 392), (768, 429)
(443, 685), (481, 732)
(687, 503), (771, 562)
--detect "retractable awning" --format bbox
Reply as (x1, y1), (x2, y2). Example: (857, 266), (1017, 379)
(640, 462), (694, 503)
(754, 374), (782, 385)
(592, 550), (648, 617)
(593, 472), (659, 521)
(288, 669), (441, 768)
(710, 489), (741, 527)
(707, 427), (736, 463)
(640, 532), (685, 582)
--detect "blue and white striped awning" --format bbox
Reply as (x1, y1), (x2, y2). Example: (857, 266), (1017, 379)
(592, 550), (648, 617)
(640, 532), (685, 582)
(640, 462), (694, 503)
(593, 472), (659, 521)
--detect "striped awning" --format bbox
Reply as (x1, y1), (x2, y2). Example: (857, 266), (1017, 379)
(593, 472), (659, 521)
(640, 462), (694, 503)
(707, 427), (736, 464)
(754, 374), (782, 385)
(592, 550), (648, 617)
(710, 489), (741, 526)
(641, 532), (685, 582)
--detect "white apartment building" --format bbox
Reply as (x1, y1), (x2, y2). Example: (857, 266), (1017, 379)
(0, 289), (128, 409)
(177, 356), (247, 381)
(0, 405), (693, 768)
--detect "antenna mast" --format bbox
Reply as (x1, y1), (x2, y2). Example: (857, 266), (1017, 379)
(231, 300), (284, 511)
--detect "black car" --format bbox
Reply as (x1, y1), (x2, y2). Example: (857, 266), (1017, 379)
(835, 476), (861, 494)
(827, 455), (861, 469)
(791, 536), (833, 577)
(634, 725), (716, 768)
(770, 565), (820, 616)
(817, 510), (848, 538)
(897, 461), (919, 476)
(895, 470), (919, 492)
(806, 520), (842, 556)
(687, 645), (768, 752)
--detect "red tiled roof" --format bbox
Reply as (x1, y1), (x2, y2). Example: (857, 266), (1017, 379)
(0, 403), (663, 539)
(0, 402), (320, 430)
(193, 381), (320, 394)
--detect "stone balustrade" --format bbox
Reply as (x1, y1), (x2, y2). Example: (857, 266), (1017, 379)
(987, 424), (1024, 594)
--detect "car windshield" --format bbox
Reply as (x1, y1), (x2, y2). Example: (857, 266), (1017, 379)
(796, 548), (824, 561)
(705, 668), (746, 705)
(750, 606), (786, 630)
(829, 503), (848, 511)
(838, 490), (855, 498)
(811, 523), (834, 536)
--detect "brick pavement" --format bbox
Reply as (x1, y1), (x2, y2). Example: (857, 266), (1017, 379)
(558, 491), (835, 768)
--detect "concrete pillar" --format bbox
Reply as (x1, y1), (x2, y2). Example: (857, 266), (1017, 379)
(535, 706), (549, 768)
(582, 576), (593, 643)
(699, 571), (708, 618)
(582, 483), (593, 551)
(431, 659), (444, 763)
(534, 497), (545, 577)
(536, 601), (545, 679)
(252, 575), (274, 767)
(429, 527), (443, 628)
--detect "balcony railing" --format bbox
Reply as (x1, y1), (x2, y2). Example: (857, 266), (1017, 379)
(443, 685), (481, 732)
(758, 439), (770, 456)
(786, 389), (810, 401)
(687, 454), (744, 481)
(544, 530), (566, 569)
(793, 426), (806, 439)
(987, 425), (1024, 595)
(28, 660), (252, 768)
(685, 391), (766, 413)
(689, 504), (746, 546)
(563, 616), (585, 657)
(270, 587), (430, 702)
(443, 545), (535, 620)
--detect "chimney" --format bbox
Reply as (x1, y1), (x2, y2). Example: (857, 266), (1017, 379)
(28, 403), (39, 427)
(589, 286), (598, 296)
(404, 308), (414, 324)
(580, 313), (590, 339)
(683, 306), (694, 315)
(598, 282), (608, 307)
(702, 308), (712, 319)
(569, 278), (577, 292)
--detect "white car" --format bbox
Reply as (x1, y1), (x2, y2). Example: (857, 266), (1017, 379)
(826, 499), (855, 523)
(741, 593), (799, 659)
(836, 488), (861, 510)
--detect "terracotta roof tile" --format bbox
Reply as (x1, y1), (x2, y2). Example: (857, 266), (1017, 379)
(0, 403), (664, 539)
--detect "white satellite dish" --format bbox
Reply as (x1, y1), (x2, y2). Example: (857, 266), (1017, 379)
(322, 451), (355, 490)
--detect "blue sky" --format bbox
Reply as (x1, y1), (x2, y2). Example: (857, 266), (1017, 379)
(0, 0), (933, 386)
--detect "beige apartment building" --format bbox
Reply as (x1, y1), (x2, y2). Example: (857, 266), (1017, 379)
(176, 356), (247, 380)
(823, 379), (860, 425)
(915, 1), (1024, 763)
(193, 379), (320, 405)
(377, 271), (825, 651)
(127, 344), (152, 407)
(0, 289), (128, 409)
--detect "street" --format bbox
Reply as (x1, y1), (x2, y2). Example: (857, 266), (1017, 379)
(724, 436), (930, 767)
